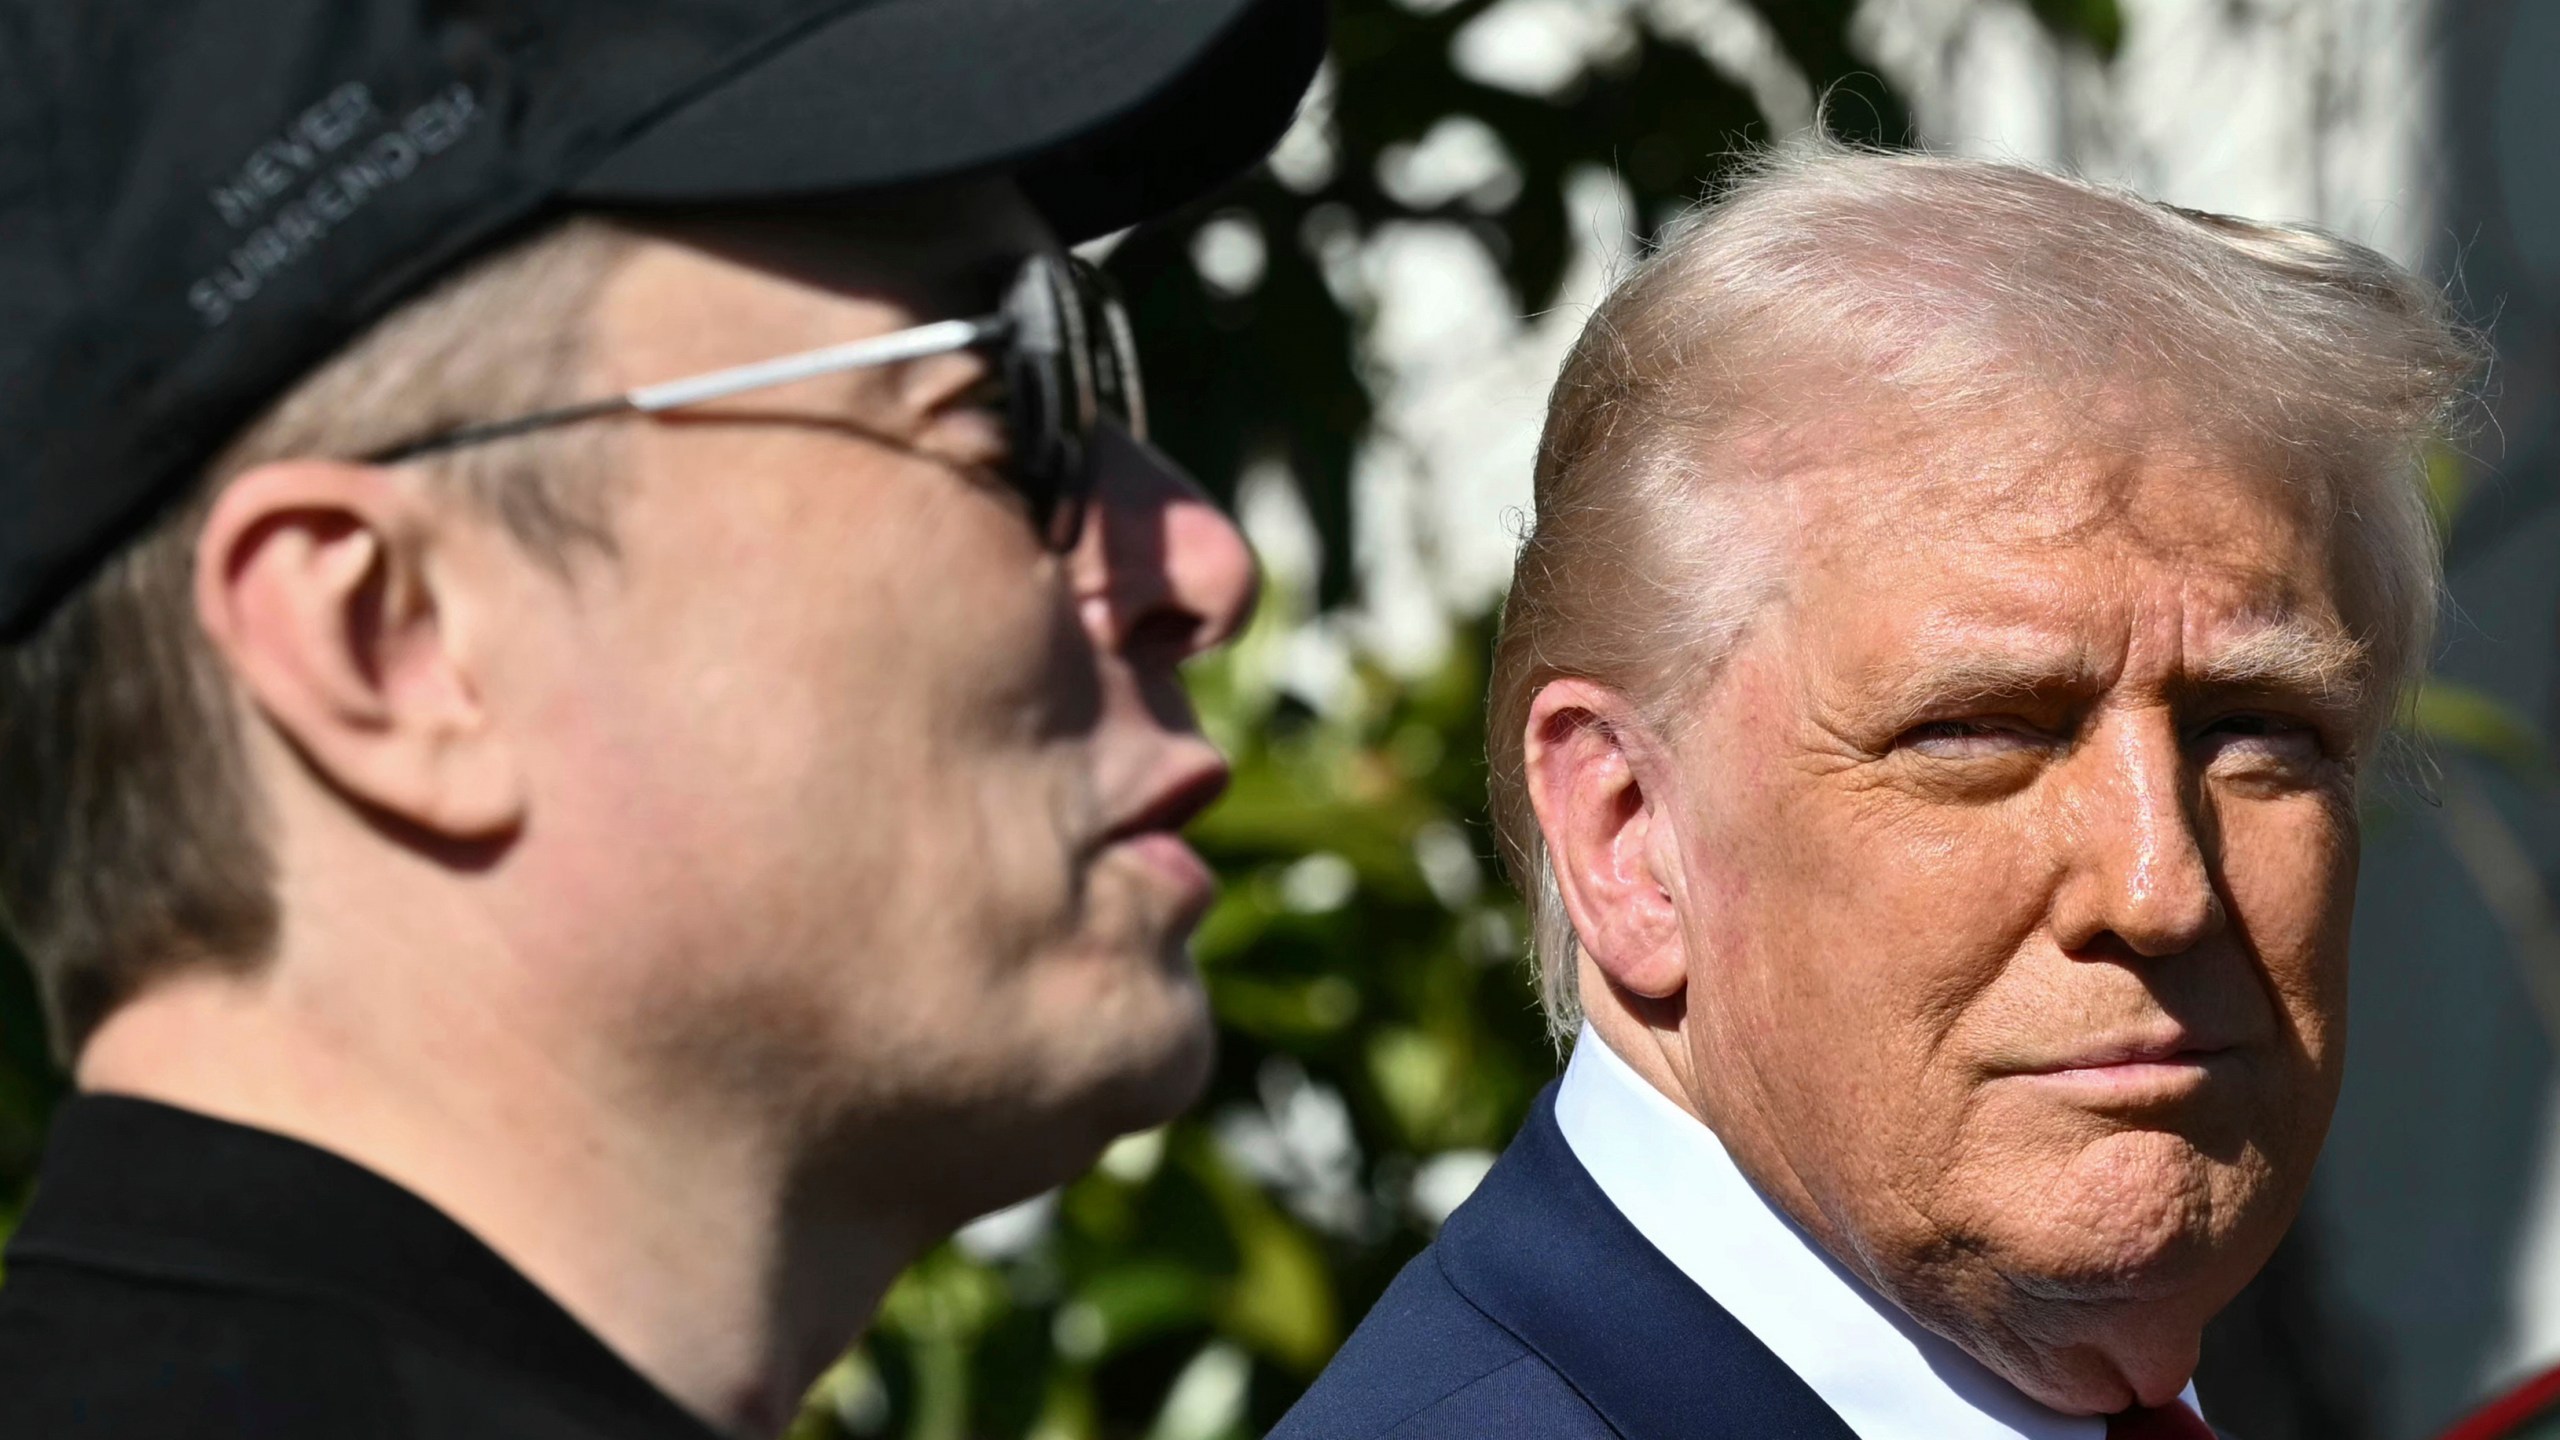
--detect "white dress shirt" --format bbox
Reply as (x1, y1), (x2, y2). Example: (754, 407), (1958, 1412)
(1553, 1025), (2205, 1440)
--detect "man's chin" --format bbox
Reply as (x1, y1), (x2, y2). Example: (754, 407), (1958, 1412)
(1081, 973), (1218, 1134)
(1965, 1168), (2282, 1306)
(1001, 953), (1217, 1148)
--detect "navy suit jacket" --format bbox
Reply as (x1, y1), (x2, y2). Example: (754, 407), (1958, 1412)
(1270, 1084), (1858, 1440)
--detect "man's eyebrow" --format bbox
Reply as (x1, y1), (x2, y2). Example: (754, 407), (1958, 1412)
(1858, 618), (2372, 728)
(2188, 620), (2370, 711)
(1862, 644), (2101, 730)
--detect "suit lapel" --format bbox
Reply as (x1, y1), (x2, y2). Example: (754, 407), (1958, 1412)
(1433, 1084), (1860, 1440)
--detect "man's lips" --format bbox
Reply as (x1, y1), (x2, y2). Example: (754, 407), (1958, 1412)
(1100, 753), (1231, 846)
(1096, 753), (1231, 907)
(1114, 830), (1217, 904)
(1999, 1029), (2241, 1102)
(2021, 1033), (2234, 1074)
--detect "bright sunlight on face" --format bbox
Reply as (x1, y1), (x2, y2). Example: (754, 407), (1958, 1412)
(1661, 422), (2372, 1400)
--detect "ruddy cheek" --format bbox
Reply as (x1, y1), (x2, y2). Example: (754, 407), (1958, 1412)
(1873, 825), (2048, 1033)
(2218, 806), (2353, 1050)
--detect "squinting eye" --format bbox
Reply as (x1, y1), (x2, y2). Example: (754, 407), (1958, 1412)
(2197, 714), (2326, 768)
(2202, 713), (2304, 740)
(1898, 719), (2040, 758)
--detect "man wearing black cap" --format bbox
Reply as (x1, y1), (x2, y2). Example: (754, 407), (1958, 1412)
(0, 3), (1323, 1435)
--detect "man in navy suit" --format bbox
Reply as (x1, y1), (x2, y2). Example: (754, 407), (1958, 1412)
(1276, 145), (2480, 1439)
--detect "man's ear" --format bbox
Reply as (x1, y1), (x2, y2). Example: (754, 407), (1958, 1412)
(193, 459), (525, 840)
(1521, 678), (1688, 1001)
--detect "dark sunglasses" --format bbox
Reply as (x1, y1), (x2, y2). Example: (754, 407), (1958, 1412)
(364, 252), (1144, 551)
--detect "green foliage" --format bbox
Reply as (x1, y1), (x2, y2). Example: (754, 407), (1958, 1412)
(2392, 452), (2560, 1058)
(0, 4), (2132, 1435)
(807, 13), (1923, 1418)
(804, 599), (1544, 1439)
(2413, 678), (2553, 783)
(2402, 451), (2553, 790)
(1112, 0), (1903, 605)
(2023, 0), (2125, 58)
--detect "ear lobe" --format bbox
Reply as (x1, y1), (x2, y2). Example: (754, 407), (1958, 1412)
(194, 459), (526, 841)
(1521, 678), (1687, 1001)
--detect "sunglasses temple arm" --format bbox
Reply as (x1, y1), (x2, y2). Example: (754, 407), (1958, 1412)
(360, 313), (1012, 464)
(625, 315), (1009, 413)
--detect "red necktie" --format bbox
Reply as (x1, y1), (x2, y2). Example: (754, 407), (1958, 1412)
(2107, 1401), (2214, 1440)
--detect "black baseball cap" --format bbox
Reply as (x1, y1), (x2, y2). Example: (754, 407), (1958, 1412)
(0, 0), (1326, 639)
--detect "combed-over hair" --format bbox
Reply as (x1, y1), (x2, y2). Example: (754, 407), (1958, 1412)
(0, 216), (635, 1055)
(1487, 142), (2485, 1042)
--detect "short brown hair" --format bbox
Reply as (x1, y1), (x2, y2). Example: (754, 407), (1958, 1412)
(0, 215), (635, 1055)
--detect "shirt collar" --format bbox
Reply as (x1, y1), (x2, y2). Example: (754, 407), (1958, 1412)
(5, 1093), (722, 1440)
(1432, 1077), (1859, 1440)
(1554, 1026), (2203, 1440)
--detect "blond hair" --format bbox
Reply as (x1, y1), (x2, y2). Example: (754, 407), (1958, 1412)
(1487, 144), (2484, 1040)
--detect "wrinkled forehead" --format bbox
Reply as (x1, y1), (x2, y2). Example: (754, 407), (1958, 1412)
(1767, 386), (2353, 577)
(1762, 404), (2378, 702)
(1784, 387), (2328, 539)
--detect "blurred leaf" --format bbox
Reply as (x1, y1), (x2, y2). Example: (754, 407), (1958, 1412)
(2426, 443), (2473, 529)
(1180, 1133), (1338, 1375)
(870, 1249), (1011, 1440)
(1062, 1260), (1219, 1361)
(2024, 0), (2125, 57)
(1143, 1341), (1255, 1440)
(2433, 768), (2560, 1052)
(2411, 679), (2552, 782)
(880, 1249), (1010, 1343)
(1207, 971), (1364, 1041)
(1118, 0), (1924, 602)
(0, 4), (2097, 1436)
(1026, 1368), (1099, 1440)
(1367, 1027), (1461, 1148)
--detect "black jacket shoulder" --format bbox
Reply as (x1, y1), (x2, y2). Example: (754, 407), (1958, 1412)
(0, 1260), (402, 1437)
(0, 1097), (719, 1440)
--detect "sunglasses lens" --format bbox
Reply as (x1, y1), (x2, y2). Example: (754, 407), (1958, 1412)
(996, 350), (1060, 547)
(998, 261), (1073, 548)
(1073, 259), (1146, 444)
(998, 256), (1146, 552)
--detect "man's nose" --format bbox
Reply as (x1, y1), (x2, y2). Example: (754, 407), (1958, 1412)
(2049, 716), (2223, 959)
(1069, 419), (1259, 663)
